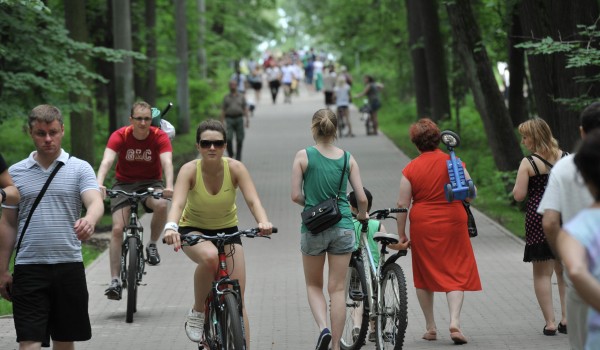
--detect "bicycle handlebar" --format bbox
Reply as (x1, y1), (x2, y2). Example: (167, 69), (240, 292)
(162, 227), (278, 246)
(368, 208), (408, 220)
(106, 188), (166, 201)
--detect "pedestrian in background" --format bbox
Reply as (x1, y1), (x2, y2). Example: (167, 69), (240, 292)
(291, 108), (369, 350)
(539, 102), (600, 348)
(513, 117), (568, 336)
(221, 80), (250, 161)
(0, 104), (104, 349)
(396, 118), (480, 345)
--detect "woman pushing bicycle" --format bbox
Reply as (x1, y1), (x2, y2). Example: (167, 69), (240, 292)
(291, 108), (369, 350)
(163, 119), (273, 347)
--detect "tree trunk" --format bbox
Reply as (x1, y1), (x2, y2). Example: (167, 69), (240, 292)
(112, 0), (134, 127)
(174, 0), (190, 134)
(446, 0), (523, 171)
(197, 0), (207, 79)
(144, 0), (157, 106)
(418, 0), (451, 122)
(64, 0), (94, 164)
(405, 0), (431, 119)
(507, 3), (528, 127)
(519, 0), (600, 151)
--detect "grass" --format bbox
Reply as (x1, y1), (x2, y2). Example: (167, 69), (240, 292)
(378, 97), (526, 240)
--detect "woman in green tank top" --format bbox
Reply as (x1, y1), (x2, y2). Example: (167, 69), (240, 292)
(291, 108), (369, 350)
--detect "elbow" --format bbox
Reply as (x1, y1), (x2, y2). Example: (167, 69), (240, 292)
(291, 192), (302, 205)
(512, 190), (525, 202)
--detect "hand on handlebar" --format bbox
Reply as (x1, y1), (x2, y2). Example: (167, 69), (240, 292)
(163, 228), (182, 251)
(257, 221), (274, 236)
(356, 211), (368, 221)
(159, 188), (173, 199)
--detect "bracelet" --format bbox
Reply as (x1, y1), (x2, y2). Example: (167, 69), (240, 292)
(163, 222), (179, 232)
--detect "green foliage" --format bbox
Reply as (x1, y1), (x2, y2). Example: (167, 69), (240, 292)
(516, 22), (600, 109)
(0, 2), (140, 124)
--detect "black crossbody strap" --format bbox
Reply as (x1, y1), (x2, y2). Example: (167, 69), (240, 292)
(14, 160), (66, 257)
(335, 152), (348, 199)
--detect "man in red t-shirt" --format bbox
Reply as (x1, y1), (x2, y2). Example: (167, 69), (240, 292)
(96, 101), (174, 300)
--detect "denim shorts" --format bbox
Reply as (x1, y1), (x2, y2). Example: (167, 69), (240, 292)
(301, 226), (355, 256)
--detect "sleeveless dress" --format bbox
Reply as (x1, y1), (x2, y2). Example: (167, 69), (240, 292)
(402, 149), (481, 292)
(523, 155), (556, 262)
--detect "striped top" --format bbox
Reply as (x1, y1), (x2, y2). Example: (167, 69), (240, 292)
(6, 149), (99, 265)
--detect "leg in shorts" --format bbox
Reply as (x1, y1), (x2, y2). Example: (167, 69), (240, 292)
(13, 263), (91, 347)
(110, 180), (165, 214)
(301, 226), (355, 256)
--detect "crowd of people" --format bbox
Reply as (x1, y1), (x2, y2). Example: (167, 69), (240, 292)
(1, 63), (600, 350)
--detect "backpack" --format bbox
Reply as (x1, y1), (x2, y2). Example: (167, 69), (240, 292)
(151, 104), (176, 141)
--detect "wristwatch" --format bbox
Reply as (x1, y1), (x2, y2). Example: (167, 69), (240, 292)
(0, 188), (6, 203)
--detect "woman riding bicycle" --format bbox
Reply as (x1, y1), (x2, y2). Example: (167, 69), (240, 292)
(163, 119), (273, 347)
(291, 108), (369, 350)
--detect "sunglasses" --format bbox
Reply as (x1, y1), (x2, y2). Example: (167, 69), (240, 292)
(131, 116), (152, 122)
(199, 140), (226, 149)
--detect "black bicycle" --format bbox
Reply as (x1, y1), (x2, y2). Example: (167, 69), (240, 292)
(341, 208), (409, 350)
(359, 99), (376, 136)
(106, 188), (165, 323)
(168, 227), (276, 350)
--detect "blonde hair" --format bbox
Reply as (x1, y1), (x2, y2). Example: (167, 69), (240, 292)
(311, 109), (338, 141)
(518, 118), (559, 156)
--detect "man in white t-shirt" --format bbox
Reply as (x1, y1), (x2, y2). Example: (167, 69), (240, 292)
(537, 102), (600, 349)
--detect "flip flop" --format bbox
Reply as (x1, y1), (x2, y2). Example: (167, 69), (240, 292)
(450, 328), (468, 345)
(422, 330), (437, 341)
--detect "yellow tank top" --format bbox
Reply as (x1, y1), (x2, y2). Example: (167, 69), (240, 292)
(179, 158), (238, 229)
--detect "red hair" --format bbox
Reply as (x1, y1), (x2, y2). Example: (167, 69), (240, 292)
(409, 118), (441, 152)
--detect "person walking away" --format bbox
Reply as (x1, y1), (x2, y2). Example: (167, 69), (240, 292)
(291, 108), (370, 350)
(538, 102), (600, 348)
(396, 118), (481, 344)
(354, 75), (383, 135)
(97, 101), (174, 300)
(0, 104), (104, 349)
(313, 57), (324, 92)
(513, 117), (568, 336)
(557, 129), (600, 350)
(230, 67), (248, 95)
(266, 61), (282, 104)
(323, 65), (337, 110)
(163, 119), (273, 348)
(281, 59), (294, 104)
(248, 65), (263, 105)
(221, 80), (250, 161)
(334, 76), (353, 137)
(0, 153), (20, 207)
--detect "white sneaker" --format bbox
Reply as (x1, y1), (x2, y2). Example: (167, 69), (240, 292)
(185, 308), (204, 342)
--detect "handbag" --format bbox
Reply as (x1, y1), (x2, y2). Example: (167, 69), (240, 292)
(463, 201), (478, 238)
(301, 151), (348, 234)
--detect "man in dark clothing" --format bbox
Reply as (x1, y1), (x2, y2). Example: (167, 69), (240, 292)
(220, 80), (249, 161)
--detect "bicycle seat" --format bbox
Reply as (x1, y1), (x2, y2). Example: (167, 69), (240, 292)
(373, 232), (399, 245)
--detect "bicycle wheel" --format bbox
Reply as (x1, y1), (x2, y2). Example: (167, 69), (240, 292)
(126, 236), (138, 323)
(340, 256), (368, 350)
(221, 293), (245, 349)
(376, 263), (408, 349)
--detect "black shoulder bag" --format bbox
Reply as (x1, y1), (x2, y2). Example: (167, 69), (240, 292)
(14, 161), (66, 258)
(301, 151), (348, 234)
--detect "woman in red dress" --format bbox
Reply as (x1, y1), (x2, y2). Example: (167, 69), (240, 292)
(396, 118), (481, 345)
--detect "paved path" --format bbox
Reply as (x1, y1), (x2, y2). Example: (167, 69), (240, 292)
(0, 88), (569, 349)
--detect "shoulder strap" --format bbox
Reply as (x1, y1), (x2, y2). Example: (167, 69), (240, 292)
(336, 152), (348, 199)
(562, 151), (569, 158)
(526, 155), (540, 176)
(14, 159), (67, 258)
(530, 154), (554, 169)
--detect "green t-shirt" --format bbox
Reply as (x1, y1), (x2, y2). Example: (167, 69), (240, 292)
(301, 147), (353, 232)
(353, 219), (382, 267)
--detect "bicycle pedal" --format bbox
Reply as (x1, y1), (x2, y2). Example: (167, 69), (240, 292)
(349, 289), (364, 301)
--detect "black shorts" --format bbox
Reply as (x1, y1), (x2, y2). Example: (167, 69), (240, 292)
(179, 226), (243, 247)
(325, 91), (335, 105)
(13, 263), (91, 347)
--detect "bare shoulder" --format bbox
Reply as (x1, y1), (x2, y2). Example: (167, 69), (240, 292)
(227, 158), (248, 175)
